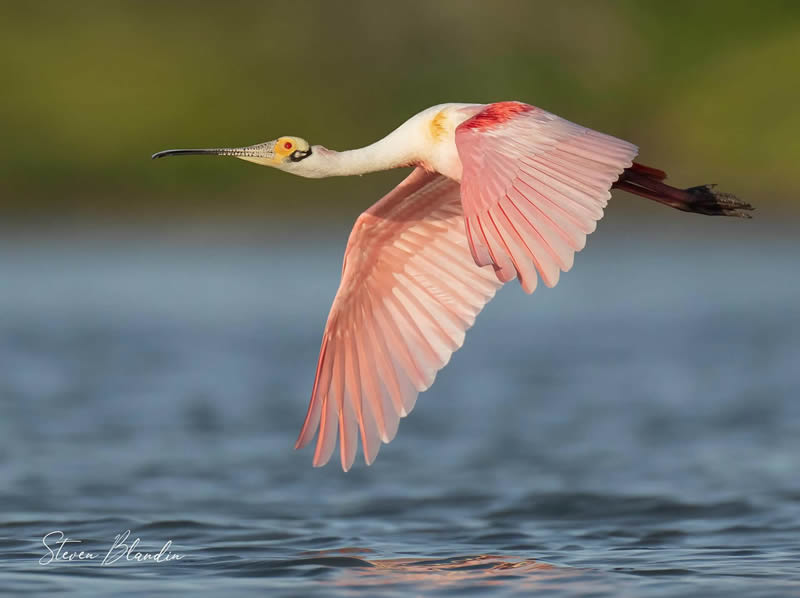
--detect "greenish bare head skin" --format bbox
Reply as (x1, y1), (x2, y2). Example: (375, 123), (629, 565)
(151, 136), (312, 167)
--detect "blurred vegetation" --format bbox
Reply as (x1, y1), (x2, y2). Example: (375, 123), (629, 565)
(1, 0), (798, 229)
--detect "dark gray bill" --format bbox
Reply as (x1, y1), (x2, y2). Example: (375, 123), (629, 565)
(151, 141), (276, 161)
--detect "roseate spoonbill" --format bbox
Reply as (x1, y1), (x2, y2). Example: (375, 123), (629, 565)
(153, 101), (752, 470)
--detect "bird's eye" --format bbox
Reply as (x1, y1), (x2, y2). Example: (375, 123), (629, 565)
(283, 141), (293, 150)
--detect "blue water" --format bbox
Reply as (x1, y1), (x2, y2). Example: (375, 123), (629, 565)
(1, 223), (798, 596)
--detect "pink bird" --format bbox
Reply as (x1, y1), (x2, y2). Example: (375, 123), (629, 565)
(153, 101), (752, 470)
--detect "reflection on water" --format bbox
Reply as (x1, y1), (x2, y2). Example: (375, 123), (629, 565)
(0, 232), (798, 597)
(330, 554), (577, 593)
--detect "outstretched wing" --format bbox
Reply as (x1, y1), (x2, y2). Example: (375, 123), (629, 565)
(296, 167), (502, 470)
(456, 102), (638, 293)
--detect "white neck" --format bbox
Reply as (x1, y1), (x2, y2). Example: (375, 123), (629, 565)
(313, 142), (415, 177)
(287, 112), (428, 179)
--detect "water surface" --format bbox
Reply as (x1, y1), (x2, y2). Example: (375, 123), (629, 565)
(0, 229), (798, 596)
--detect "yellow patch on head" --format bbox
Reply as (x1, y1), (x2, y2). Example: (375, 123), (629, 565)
(429, 110), (448, 142)
(275, 137), (297, 159)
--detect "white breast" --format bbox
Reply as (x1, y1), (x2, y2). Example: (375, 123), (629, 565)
(411, 103), (484, 182)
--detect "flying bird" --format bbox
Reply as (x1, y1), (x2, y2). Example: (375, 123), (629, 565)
(153, 101), (752, 470)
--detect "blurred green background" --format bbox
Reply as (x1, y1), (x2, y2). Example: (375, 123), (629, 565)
(1, 1), (798, 233)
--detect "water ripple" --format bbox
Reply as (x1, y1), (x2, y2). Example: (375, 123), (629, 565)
(1, 241), (799, 596)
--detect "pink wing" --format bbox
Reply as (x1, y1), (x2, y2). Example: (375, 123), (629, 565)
(296, 167), (502, 470)
(456, 102), (638, 293)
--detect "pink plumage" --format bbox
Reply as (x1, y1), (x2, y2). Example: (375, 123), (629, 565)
(295, 168), (502, 470)
(153, 101), (752, 470)
(296, 104), (639, 469)
(456, 104), (638, 293)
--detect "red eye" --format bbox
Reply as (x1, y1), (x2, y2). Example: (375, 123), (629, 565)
(284, 141), (293, 150)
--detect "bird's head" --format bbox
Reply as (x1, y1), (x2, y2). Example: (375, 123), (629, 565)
(152, 135), (314, 172)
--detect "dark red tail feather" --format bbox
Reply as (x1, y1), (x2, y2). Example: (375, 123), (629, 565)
(613, 163), (753, 218)
(629, 161), (667, 181)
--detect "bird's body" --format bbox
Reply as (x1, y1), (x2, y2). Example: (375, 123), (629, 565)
(153, 101), (752, 471)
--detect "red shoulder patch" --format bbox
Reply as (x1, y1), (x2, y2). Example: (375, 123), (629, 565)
(460, 101), (535, 132)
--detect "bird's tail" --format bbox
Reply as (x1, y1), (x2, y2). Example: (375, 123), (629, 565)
(612, 162), (754, 218)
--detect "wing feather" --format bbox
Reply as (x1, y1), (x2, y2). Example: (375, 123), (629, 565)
(339, 349), (359, 472)
(352, 319), (390, 443)
(298, 167), (502, 468)
(456, 101), (638, 293)
(312, 346), (340, 467)
(340, 338), (361, 471)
